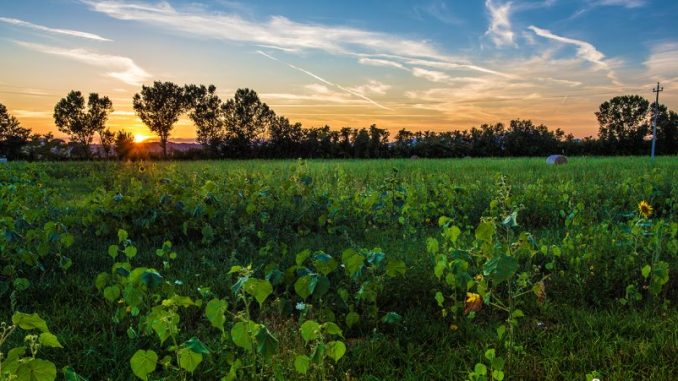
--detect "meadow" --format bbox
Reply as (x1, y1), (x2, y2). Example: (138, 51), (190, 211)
(0, 157), (676, 381)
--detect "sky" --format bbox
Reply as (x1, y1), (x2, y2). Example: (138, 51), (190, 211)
(1, 0), (677, 141)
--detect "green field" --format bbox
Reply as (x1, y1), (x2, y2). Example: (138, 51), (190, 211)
(1, 157), (676, 380)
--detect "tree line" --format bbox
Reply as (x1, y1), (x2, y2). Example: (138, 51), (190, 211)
(1, 81), (676, 160)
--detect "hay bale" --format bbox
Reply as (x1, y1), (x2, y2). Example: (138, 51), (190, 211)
(546, 155), (568, 165)
(410, 155), (419, 160)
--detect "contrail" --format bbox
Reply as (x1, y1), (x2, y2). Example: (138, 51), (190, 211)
(256, 50), (392, 111)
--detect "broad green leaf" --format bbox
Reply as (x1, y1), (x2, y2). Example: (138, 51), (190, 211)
(15, 358), (57, 381)
(474, 363), (487, 376)
(108, 245), (118, 259)
(435, 291), (444, 307)
(62, 366), (88, 381)
(184, 337), (210, 354)
(12, 312), (49, 333)
(381, 312), (402, 324)
(342, 249), (364, 277)
(103, 285), (120, 302)
(177, 348), (203, 373)
(312, 252), (338, 275)
(300, 320), (321, 342)
(322, 322), (343, 337)
(475, 221), (495, 242)
(483, 255), (518, 283)
(444, 225), (462, 243)
(231, 321), (257, 352)
(294, 355), (311, 374)
(345, 312), (360, 328)
(39, 332), (63, 348)
(13, 278), (30, 292)
(295, 249), (311, 266)
(294, 275), (317, 299)
(244, 278), (273, 306)
(124, 246), (138, 259)
(117, 229), (128, 243)
(205, 298), (227, 333)
(641, 264), (651, 279)
(130, 350), (157, 381)
(140, 271), (162, 288)
(326, 341), (346, 362)
(493, 370), (505, 381)
(255, 325), (279, 360)
(385, 259), (407, 277)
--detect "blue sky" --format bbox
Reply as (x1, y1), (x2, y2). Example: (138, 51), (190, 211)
(1, 0), (677, 139)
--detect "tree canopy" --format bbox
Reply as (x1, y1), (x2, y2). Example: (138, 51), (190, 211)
(53, 91), (113, 157)
(133, 81), (189, 158)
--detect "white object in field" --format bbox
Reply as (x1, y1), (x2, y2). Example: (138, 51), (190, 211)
(546, 155), (568, 165)
(0, 158), (7, 164)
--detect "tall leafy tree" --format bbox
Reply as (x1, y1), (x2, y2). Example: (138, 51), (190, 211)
(133, 81), (189, 158)
(53, 91), (113, 157)
(596, 95), (650, 154)
(0, 103), (31, 159)
(223, 88), (275, 156)
(185, 84), (225, 154)
(100, 129), (115, 159)
(114, 130), (135, 160)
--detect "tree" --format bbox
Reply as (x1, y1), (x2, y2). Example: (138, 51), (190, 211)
(114, 130), (135, 160)
(223, 88), (275, 156)
(185, 84), (225, 155)
(133, 81), (189, 158)
(269, 116), (303, 158)
(596, 95), (650, 154)
(53, 91), (113, 157)
(0, 103), (31, 159)
(100, 129), (115, 159)
(652, 103), (678, 155)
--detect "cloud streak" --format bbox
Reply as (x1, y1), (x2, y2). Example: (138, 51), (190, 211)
(528, 26), (620, 85)
(0, 17), (111, 41)
(257, 51), (391, 110)
(14, 41), (150, 86)
(485, 0), (515, 47)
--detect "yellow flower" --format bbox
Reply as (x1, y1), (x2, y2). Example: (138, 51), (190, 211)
(464, 292), (482, 314)
(638, 200), (653, 218)
(474, 274), (484, 282)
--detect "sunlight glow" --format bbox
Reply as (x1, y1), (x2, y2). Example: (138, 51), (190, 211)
(133, 134), (148, 143)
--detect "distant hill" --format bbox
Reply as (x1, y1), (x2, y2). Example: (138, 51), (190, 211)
(91, 141), (203, 155)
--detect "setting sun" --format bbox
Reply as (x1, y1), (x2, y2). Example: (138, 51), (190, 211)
(133, 134), (148, 143)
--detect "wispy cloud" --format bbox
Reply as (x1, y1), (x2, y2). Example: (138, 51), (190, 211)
(14, 41), (151, 86)
(83, 0), (505, 80)
(485, 0), (515, 47)
(593, 0), (646, 8)
(0, 17), (111, 41)
(528, 26), (620, 85)
(644, 42), (678, 82)
(413, 1), (464, 26)
(11, 110), (52, 118)
(358, 58), (406, 70)
(257, 51), (391, 110)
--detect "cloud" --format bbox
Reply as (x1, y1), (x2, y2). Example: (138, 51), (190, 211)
(413, 1), (464, 26)
(0, 17), (111, 41)
(412, 67), (451, 83)
(528, 26), (620, 85)
(593, 0), (646, 8)
(644, 42), (678, 82)
(257, 51), (391, 110)
(348, 80), (391, 96)
(83, 0), (505, 79)
(485, 0), (515, 47)
(11, 110), (52, 118)
(358, 58), (406, 70)
(14, 41), (151, 85)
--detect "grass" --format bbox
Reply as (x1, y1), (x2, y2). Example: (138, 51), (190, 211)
(1, 157), (676, 380)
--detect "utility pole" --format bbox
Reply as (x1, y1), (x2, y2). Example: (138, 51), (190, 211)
(651, 82), (663, 160)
